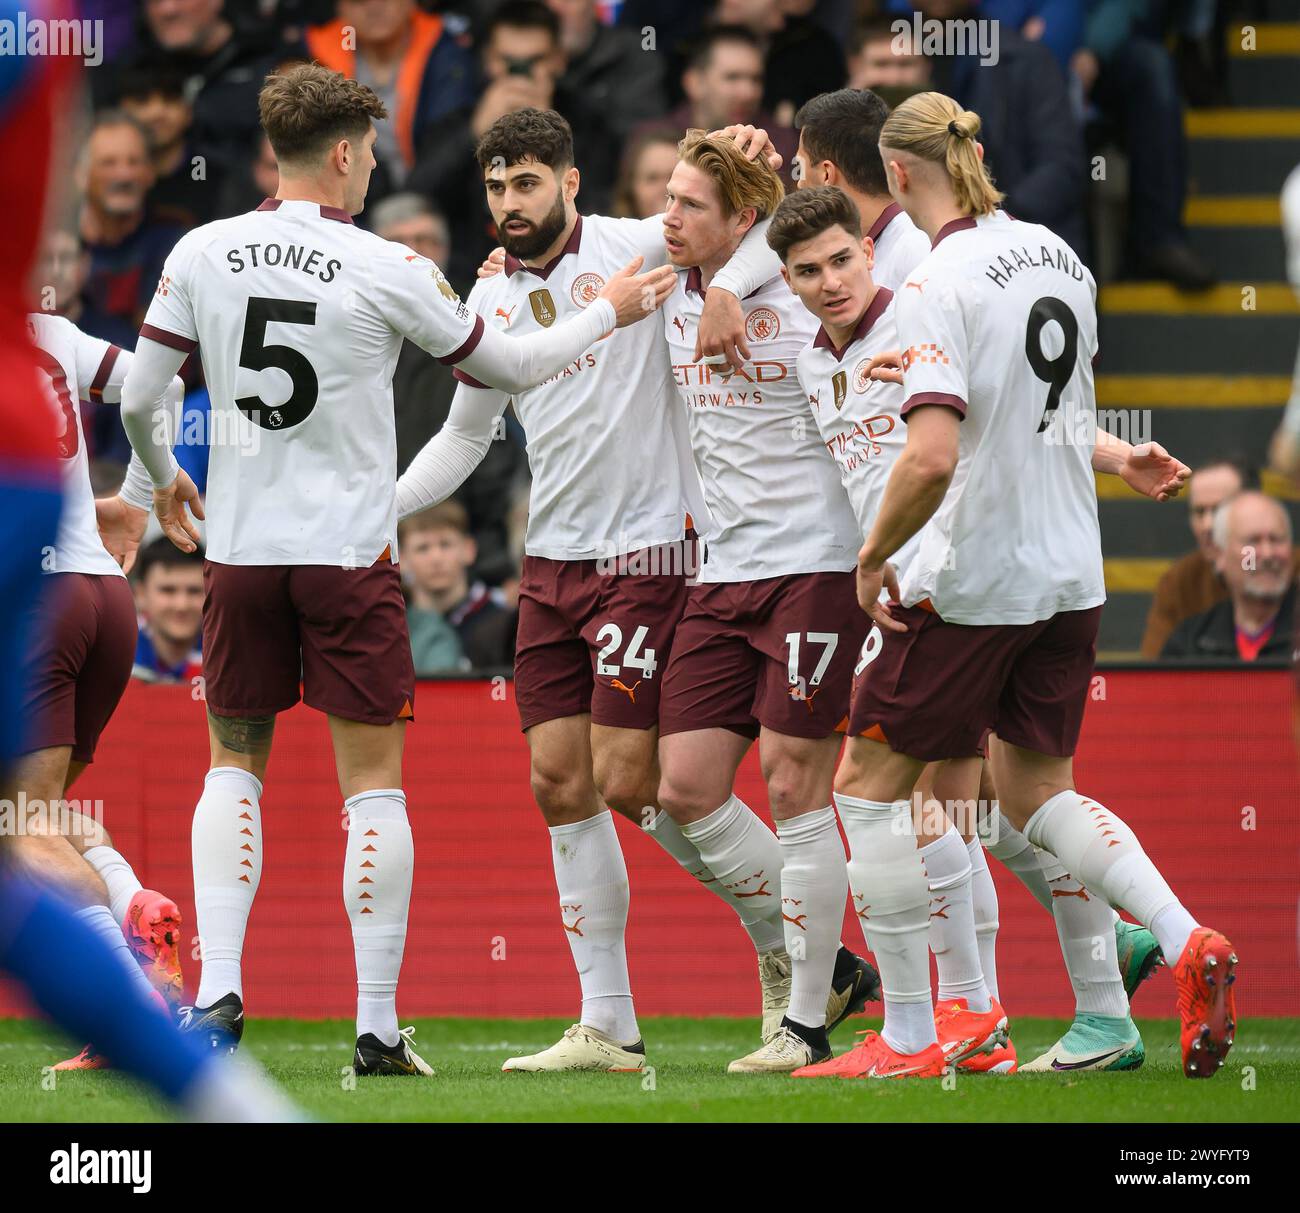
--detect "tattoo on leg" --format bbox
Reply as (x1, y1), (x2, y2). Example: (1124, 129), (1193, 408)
(208, 711), (275, 754)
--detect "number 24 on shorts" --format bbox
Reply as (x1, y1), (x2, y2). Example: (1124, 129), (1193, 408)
(596, 623), (658, 679)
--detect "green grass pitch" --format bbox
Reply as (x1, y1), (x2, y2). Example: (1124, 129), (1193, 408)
(3, 1016), (1297, 1123)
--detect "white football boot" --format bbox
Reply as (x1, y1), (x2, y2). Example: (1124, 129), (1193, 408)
(758, 949), (793, 1041)
(728, 1025), (830, 1074)
(501, 1023), (646, 1073)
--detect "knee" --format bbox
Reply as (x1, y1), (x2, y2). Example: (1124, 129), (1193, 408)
(594, 763), (656, 820)
(655, 765), (723, 823)
(529, 758), (592, 820)
(764, 754), (832, 819)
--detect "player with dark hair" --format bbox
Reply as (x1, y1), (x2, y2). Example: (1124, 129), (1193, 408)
(119, 63), (674, 1077)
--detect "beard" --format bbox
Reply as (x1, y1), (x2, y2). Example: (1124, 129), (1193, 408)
(498, 190), (569, 260)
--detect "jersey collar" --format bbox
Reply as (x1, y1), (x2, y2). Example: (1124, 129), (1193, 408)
(931, 215), (977, 247)
(504, 214), (584, 279)
(812, 287), (893, 361)
(864, 201), (902, 243)
(683, 264), (769, 299)
(257, 198), (355, 224)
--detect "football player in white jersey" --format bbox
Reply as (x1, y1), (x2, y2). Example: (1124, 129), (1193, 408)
(792, 89), (931, 293)
(652, 132), (887, 1076)
(399, 109), (866, 1073)
(771, 185), (1193, 1075)
(798, 92), (1235, 1081)
(119, 66), (676, 1076)
(17, 309), (195, 1067)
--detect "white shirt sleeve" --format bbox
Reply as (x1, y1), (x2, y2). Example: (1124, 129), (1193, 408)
(895, 274), (970, 421)
(371, 244), (618, 394)
(120, 337), (188, 489)
(620, 213), (782, 295)
(139, 234), (200, 353)
(395, 382), (507, 519)
(709, 217), (783, 298)
(102, 344), (184, 510)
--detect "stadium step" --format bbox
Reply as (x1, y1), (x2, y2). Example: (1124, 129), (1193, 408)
(1185, 109), (1300, 198)
(1225, 23), (1300, 108)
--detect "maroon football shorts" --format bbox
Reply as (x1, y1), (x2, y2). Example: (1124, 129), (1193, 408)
(513, 543), (690, 732)
(659, 569), (867, 741)
(848, 601), (1103, 761)
(23, 572), (137, 763)
(203, 557), (415, 725)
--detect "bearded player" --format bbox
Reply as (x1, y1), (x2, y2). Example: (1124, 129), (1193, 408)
(398, 107), (878, 1072)
(119, 66), (674, 1076)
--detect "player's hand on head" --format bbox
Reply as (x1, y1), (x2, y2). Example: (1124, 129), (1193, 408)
(711, 124), (783, 172)
(95, 495), (149, 575)
(695, 287), (749, 373)
(1121, 442), (1192, 502)
(153, 467), (205, 554)
(600, 255), (676, 328)
(478, 247), (506, 280)
(867, 349), (905, 385)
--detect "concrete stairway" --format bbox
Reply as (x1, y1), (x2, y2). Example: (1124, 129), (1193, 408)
(1095, 14), (1300, 656)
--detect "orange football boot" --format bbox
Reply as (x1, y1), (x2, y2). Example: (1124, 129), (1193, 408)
(957, 1036), (1017, 1073)
(53, 1044), (109, 1071)
(123, 890), (184, 1009)
(792, 1030), (946, 1079)
(935, 996), (1009, 1065)
(1174, 927), (1238, 1078)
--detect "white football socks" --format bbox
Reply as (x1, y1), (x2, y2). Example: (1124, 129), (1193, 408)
(980, 806), (1052, 912)
(1024, 790), (1199, 961)
(193, 767), (263, 1008)
(679, 794), (785, 951)
(1038, 852), (1129, 1018)
(81, 845), (143, 925)
(77, 903), (158, 1004)
(920, 825), (990, 1012)
(343, 789), (413, 1047)
(776, 806), (848, 1029)
(836, 793), (935, 1055)
(644, 809), (785, 954)
(966, 835), (1002, 1004)
(550, 811), (639, 1044)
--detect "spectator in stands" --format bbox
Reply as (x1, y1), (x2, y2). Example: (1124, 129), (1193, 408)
(1074, 0), (1216, 289)
(37, 229), (91, 323)
(901, 0), (1089, 256)
(398, 510), (466, 675)
(373, 193), (527, 579)
(400, 503), (518, 672)
(1271, 162), (1300, 484)
(78, 112), (187, 460)
(136, 0), (283, 183)
(371, 191), (458, 471)
(1141, 458), (1255, 657)
(301, 0), (477, 193)
(409, 1), (565, 286)
(846, 17), (931, 98)
(638, 25), (797, 185)
(131, 538), (204, 685)
(611, 128), (681, 219)
(713, 0), (846, 124)
(116, 61), (216, 229)
(217, 130), (282, 218)
(547, 0), (669, 212)
(1162, 492), (1296, 662)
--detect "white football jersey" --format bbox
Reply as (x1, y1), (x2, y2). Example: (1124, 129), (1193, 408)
(866, 203), (931, 293)
(140, 199), (487, 566)
(29, 313), (128, 578)
(893, 211), (1105, 625)
(794, 288), (919, 577)
(665, 270), (861, 582)
(459, 214), (711, 559)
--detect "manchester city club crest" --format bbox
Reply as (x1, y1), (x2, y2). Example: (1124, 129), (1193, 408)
(570, 272), (604, 307)
(529, 288), (557, 327)
(744, 306), (780, 342)
(853, 357), (874, 394)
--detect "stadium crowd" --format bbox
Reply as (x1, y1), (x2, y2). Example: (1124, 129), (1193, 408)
(41, 0), (1293, 674)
